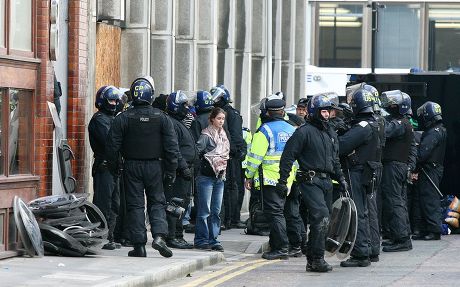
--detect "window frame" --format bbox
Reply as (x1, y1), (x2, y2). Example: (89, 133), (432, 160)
(0, 87), (34, 178)
(0, 0), (35, 58)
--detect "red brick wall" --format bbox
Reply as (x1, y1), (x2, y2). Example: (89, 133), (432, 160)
(35, 0), (54, 197)
(67, 0), (89, 193)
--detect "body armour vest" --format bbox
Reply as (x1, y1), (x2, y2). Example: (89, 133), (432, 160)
(349, 119), (381, 166)
(122, 107), (163, 160)
(383, 117), (413, 163)
(424, 124), (447, 165)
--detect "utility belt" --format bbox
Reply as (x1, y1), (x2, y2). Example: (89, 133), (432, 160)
(296, 170), (330, 183)
(124, 157), (162, 161)
(92, 158), (109, 176)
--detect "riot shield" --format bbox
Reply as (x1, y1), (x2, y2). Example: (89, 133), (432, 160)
(325, 197), (351, 256)
(13, 196), (44, 257)
(336, 197), (358, 259)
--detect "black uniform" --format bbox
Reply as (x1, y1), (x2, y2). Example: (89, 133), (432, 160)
(381, 116), (414, 244)
(88, 110), (119, 243)
(167, 116), (198, 242)
(221, 104), (247, 227)
(415, 123), (447, 235)
(191, 111), (211, 141)
(339, 115), (381, 259)
(279, 120), (343, 260)
(106, 105), (179, 245)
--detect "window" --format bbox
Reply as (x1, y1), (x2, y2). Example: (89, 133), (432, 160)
(0, 88), (32, 176)
(428, 4), (460, 71)
(376, 4), (421, 69)
(317, 3), (363, 68)
(0, 0), (33, 56)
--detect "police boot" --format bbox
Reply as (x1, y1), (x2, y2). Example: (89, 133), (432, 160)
(340, 256), (370, 267)
(128, 244), (146, 257)
(262, 249), (289, 260)
(307, 257), (333, 272)
(381, 239), (395, 246)
(152, 236), (173, 258)
(288, 246), (302, 257)
(382, 239), (412, 252)
(423, 233), (440, 241)
(411, 231), (425, 240)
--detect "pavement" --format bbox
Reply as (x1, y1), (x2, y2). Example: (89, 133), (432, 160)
(0, 227), (269, 287)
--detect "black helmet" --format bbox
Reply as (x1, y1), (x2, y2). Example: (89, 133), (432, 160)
(324, 92), (342, 110)
(349, 88), (374, 115)
(297, 97), (308, 107)
(362, 84), (381, 113)
(381, 90), (411, 116)
(417, 101), (442, 128)
(95, 85), (121, 114)
(211, 84), (231, 106)
(130, 76), (155, 105)
(307, 94), (333, 122)
(166, 90), (190, 120)
(265, 94), (286, 111)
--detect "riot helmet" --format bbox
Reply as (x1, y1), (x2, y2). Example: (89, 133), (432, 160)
(130, 75), (155, 105)
(95, 85), (121, 114)
(167, 90), (190, 120)
(324, 92), (342, 111)
(275, 91), (286, 101)
(210, 84), (231, 107)
(338, 102), (354, 123)
(362, 84), (381, 113)
(195, 90), (214, 112)
(349, 88), (374, 115)
(380, 90), (411, 116)
(308, 94), (333, 122)
(417, 101), (442, 128)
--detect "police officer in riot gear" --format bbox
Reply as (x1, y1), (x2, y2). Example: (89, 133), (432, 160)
(380, 90), (414, 252)
(245, 95), (296, 260)
(278, 94), (348, 272)
(212, 85), (247, 229)
(165, 91), (197, 249)
(191, 90), (214, 141)
(89, 86), (122, 250)
(106, 76), (179, 258)
(411, 101), (447, 241)
(338, 88), (381, 267)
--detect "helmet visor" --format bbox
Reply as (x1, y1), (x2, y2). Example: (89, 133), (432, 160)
(174, 90), (189, 105)
(211, 87), (226, 101)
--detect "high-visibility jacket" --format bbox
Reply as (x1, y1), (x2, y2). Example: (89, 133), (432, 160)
(245, 119), (296, 189)
(255, 113), (290, 130)
(242, 127), (252, 169)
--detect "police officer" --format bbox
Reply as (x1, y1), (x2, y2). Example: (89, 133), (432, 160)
(212, 85), (247, 229)
(338, 88), (381, 267)
(411, 101), (447, 240)
(191, 90), (215, 141)
(88, 85), (121, 250)
(380, 90), (414, 252)
(278, 94), (348, 272)
(106, 76), (179, 258)
(165, 91), (197, 249)
(245, 95), (296, 260)
(296, 98), (308, 120)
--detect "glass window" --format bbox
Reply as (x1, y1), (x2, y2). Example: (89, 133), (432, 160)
(9, 0), (32, 51)
(376, 4), (421, 68)
(8, 89), (31, 175)
(317, 3), (363, 67)
(0, 0), (4, 48)
(428, 4), (460, 71)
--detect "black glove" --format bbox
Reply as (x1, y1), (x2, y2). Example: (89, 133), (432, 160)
(179, 167), (193, 181)
(275, 180), (288, 198)
(164, 173), (176, 191)
(339, 177), (349, 193)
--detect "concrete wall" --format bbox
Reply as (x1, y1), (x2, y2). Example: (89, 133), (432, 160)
(118, 0), (309, 129)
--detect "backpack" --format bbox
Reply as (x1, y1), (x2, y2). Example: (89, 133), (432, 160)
(245, 191), (270, 236)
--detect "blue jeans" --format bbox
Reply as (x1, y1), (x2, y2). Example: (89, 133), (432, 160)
(194, 175), (224, 247)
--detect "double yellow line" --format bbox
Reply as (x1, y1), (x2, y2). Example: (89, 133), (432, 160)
(183, 259), (277, 287)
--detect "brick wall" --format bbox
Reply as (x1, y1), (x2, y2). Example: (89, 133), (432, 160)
(67, 0), (89, 193)
(35, 0), (54, 197)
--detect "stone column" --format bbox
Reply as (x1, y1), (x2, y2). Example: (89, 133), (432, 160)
(235, 0), (252, 123)
(120, 0), (150, 87)
(294, 0), (308, 101)
(150, 0), (175, 94)
(174, 0), (196, 91)
(196, 0), (218, 90)
(271, 0), (282, 93)
(280, 0), (296, 105)
(217, 0), (236, 100)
